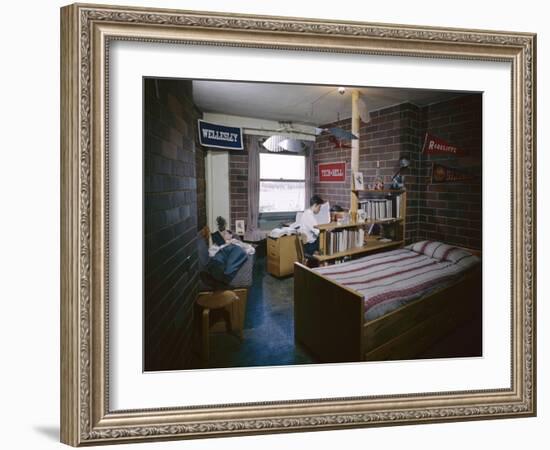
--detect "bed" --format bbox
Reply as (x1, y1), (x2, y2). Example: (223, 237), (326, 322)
(293, 241), (482, 363)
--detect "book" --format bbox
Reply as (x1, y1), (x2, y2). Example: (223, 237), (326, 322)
(325, 227), (367, 255)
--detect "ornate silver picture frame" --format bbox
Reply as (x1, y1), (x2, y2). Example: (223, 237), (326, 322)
(60, 3), (536, 446)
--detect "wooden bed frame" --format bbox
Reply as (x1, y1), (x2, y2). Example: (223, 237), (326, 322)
(293, 247), (482, 363)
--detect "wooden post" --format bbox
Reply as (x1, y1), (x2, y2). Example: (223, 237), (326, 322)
(350, 90), (361, 221)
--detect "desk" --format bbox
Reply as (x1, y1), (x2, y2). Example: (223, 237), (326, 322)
(266, 234), (298, 277)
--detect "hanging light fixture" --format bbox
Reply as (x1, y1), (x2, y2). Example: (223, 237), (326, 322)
(278, 138), (305, 153)
(262, 135), (286, 152)
(311, 87), (371, 141)
(262, 135), (306, 153)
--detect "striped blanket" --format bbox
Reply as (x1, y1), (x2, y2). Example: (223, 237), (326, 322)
(314, 247), (480, 322)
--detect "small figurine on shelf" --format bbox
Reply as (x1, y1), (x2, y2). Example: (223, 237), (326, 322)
(373, 177), (384, 191)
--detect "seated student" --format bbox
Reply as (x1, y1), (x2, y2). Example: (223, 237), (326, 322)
(299, 195), (325, 255)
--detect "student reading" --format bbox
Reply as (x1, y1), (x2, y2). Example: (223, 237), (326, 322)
(299, 195), (324, 255)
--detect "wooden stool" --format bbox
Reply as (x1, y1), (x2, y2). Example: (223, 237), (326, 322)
(196, 290), (240, 362)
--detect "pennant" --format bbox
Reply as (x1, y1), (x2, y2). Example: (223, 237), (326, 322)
(198, 120), (243, 150)
(422, 132), (467, 156)
(328, 135), (351, 149)
(431, 163), (475, 183)
(328, 127), (358, 140)
(319, 162), (346, 182)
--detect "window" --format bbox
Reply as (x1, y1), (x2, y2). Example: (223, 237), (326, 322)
(259, 153), (305, 214)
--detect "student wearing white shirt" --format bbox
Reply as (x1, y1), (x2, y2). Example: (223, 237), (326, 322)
(300, 195), (324, 255)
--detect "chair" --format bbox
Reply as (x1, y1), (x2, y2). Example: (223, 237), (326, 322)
(196, 290), (242, 362)
(295, 233), (317, 267)
(196, 226), (253, 338)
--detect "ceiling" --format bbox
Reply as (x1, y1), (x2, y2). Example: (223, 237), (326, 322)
(192, 80), (475, 127)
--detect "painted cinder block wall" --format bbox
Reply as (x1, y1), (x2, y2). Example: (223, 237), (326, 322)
(313, 102), (422, 244)
(229, 144), (250, 231)
(312, 94), (482, 248)
(143, 78), (204, 371)
(417, 94), (482, 249)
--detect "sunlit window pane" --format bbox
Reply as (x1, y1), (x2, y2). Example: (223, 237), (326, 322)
(259, 153), (305, 180)
(259, 181), (305, 213)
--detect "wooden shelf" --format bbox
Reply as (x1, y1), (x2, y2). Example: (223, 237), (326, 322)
(352, 189), (405, 194)
(316, 191), (407, 265)
(313, 239), (404, 262)
(315, 218), (403, 231)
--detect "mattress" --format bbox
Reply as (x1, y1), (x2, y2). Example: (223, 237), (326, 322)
(313, 246), (480, 322)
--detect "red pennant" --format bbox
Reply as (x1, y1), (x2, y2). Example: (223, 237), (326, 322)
(431, 163), (475, 183)
(328, 135), (351, 149)
(319, 162), (346, 182)
(422, 132), (467, 156)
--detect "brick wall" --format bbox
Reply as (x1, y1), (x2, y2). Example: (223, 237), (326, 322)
(313, 103), (422, 243)
(417, 94), (482, 249)
(229, 146), (249, 232)
(144, 78), (202, 371)
(195, 137), (207, 231)
(312, 95), (482, 248)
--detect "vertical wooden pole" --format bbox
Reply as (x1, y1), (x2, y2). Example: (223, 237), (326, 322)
(350, 90), (360, 221)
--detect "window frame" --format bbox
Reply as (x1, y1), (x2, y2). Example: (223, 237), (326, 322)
(258, 149), (307, 219)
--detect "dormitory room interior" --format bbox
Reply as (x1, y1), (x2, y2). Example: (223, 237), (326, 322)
(144, 78), (482, 372)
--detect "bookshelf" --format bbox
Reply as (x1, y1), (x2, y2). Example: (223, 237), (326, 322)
(313, 190), (407, 264)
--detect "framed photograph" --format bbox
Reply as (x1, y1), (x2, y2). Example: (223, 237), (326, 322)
(235, 219), (245, 235)
(60, 3), (536, 446)
(353, 171), (364, 190)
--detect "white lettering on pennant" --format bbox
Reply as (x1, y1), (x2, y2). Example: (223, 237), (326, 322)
(428, 139), (457, 153)
(204, 128), (239, 142)
(321, 168), (343, 178)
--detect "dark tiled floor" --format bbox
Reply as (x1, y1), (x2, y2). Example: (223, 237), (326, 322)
(189, 256), (482, 369)
(189, 255), (313, 369)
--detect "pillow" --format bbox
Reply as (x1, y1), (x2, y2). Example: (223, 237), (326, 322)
(405, 240), (454, 260)
(440, 246), (481, 271)
(452, 251), (481, 271)
(406, 240), (481, 268)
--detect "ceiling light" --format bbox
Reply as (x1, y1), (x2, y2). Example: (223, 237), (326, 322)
(279, 138), (304, 153)
(262, 135), (286, 152)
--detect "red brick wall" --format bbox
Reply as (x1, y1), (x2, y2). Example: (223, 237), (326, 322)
(417, 94), (482, 249)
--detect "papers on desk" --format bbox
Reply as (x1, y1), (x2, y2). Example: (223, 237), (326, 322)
(269, 226), (299, 239)
(317, 202), (331, 225)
